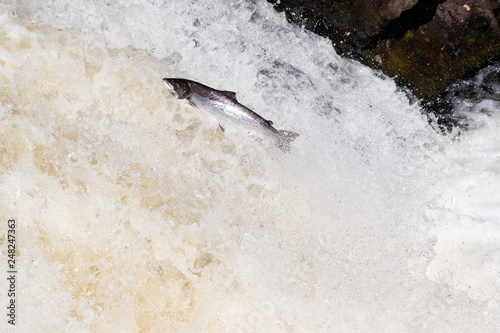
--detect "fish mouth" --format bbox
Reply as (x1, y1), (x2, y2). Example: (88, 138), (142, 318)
(162, 78), (178, 98)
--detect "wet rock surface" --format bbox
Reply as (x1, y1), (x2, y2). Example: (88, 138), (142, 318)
(267, 0), (500, 114)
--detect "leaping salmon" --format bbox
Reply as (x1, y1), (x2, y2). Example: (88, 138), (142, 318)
(163, 78), (299, 152)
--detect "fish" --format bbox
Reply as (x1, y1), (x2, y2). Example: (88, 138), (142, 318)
(163, 78), (299, 152)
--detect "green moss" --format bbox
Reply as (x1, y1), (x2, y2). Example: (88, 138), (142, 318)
(403, 30), (414, 41)
(360, 22), (500, 103)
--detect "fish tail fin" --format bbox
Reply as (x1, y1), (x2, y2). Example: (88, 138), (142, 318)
(275, 130), (299, 152)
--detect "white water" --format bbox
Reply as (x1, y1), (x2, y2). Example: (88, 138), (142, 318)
(0, 0), (498, 331)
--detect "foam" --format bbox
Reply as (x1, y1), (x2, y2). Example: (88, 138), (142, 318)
(427, 107), (500, 304)
(0, 0), (499, 331)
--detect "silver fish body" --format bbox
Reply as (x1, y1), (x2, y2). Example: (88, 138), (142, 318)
(163, 78), (299, 152)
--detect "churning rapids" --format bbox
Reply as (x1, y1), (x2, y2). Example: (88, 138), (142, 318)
(0, 0), (499, 331)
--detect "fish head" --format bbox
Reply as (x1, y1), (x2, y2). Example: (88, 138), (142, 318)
(163, 78), (192, 99)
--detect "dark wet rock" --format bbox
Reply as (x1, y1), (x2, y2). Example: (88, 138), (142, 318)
(267, 0), (500, 113)
(426, 57), (500, 132)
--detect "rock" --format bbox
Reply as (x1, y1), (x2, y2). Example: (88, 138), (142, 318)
(267, 0), (500, 112)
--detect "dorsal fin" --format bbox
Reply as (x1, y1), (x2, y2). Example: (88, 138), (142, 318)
(265, 119), (273, 126)
(220, 90), (238, 101)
